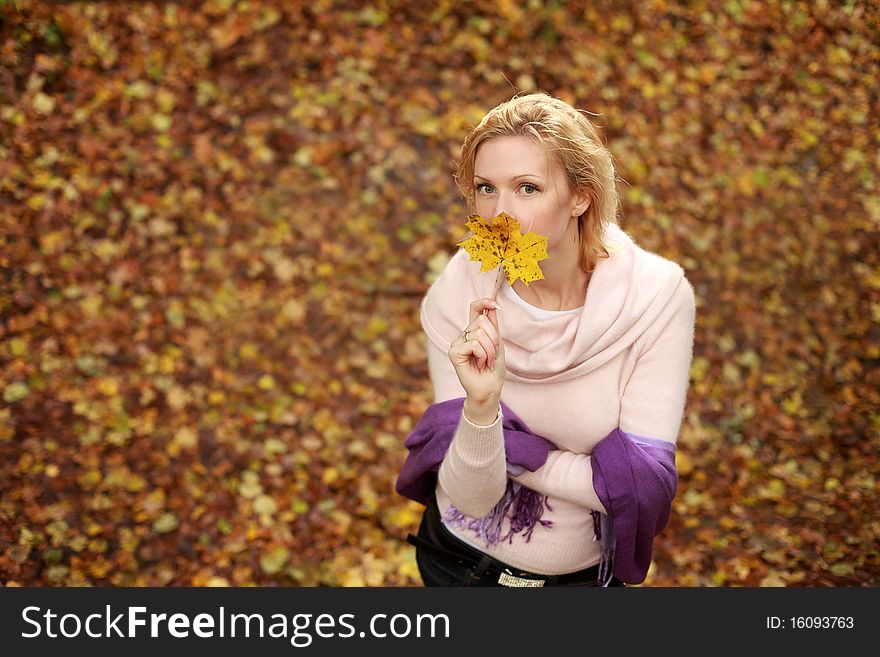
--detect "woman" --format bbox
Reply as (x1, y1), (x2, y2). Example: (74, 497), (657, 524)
(396, 92), (696, 587)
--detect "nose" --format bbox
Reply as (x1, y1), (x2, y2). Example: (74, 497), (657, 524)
(491, 190), (514, 218)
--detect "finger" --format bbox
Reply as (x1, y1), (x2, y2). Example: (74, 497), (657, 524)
(478, 305), (501, 336)
(468, 338), (488, 371)
(450, 336), (488, 371)
(490, 305), (502, 332)
(469, 298), (501, 324)
(473, 315), (500, 349)
(495, 339), (506, 369)
(465, 325), (497, 370)
(476, 334), (495, 370)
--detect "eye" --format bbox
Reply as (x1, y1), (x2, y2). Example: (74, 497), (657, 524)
(475, 183), (495, 194)
(520, 183), (540, 194)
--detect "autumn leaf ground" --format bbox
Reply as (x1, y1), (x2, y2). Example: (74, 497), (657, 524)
(1, 1), (878, 587)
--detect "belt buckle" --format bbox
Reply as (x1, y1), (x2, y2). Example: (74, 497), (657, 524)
(498, 570), (545, 587)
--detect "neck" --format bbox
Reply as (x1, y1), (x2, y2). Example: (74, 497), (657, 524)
(513, 230), (589, 311)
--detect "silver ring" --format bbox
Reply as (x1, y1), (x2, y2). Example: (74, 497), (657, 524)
(464, 330), (471, 342)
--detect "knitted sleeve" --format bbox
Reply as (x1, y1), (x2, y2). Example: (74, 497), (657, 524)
(619, 275), (696, 443)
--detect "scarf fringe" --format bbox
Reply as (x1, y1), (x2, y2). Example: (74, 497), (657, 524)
(592, 510), (616, 587)
(444, 481), (553, 546)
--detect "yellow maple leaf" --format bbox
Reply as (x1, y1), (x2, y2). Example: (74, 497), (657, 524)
(456, 212), (548, 286)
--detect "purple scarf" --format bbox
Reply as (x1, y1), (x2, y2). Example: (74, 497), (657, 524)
(591, 428), (678, 584)
(395, 398), (678, 585)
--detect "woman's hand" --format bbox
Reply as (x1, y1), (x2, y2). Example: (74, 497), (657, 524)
(447, 298), (506, 425)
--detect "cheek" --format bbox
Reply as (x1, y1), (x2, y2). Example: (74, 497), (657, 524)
(532, 214), (576, 247)
(528, 206), (564, 235)
(474, 197), (494, 216)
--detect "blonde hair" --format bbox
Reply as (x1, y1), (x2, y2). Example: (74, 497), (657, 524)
(454, 92), (619, 274)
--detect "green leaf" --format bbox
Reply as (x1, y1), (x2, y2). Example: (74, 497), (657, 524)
(153, 512), (179, 533)
(830, 563), (854, 577)
(260, 546), (290, 575)
(3, 382), (30, 403)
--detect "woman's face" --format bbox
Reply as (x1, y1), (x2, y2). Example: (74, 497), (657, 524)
(472, 135), (588, 250)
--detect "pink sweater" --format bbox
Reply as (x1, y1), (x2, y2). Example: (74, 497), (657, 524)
(420, 222), (696, 575)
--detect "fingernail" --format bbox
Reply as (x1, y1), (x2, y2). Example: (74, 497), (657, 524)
(492, 301), (502, 310)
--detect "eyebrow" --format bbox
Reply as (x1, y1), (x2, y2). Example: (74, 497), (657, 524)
(473, 173), (546, 182)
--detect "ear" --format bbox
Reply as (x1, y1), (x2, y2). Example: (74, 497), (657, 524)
(572, 188), (591, 217)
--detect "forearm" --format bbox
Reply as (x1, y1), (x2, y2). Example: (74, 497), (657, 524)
(438, 408), (508, 518)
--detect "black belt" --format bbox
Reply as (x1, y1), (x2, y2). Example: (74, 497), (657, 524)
(407, 495), (606, 587)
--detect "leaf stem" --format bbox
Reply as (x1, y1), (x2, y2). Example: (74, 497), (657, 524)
(490, 265), (503, 302)
(482, 266), (504, 319)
